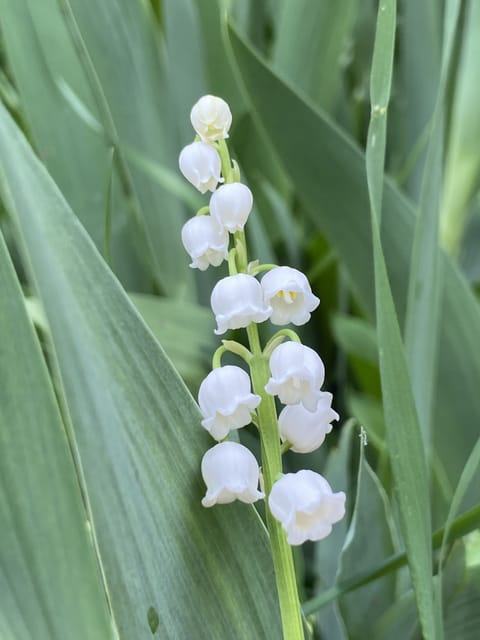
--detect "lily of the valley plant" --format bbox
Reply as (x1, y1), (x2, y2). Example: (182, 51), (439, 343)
(179, 95), (345, 640)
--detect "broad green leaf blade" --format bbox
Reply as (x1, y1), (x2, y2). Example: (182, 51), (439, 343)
(303, 503), (480, 617)
(0, 0), (144, 290)
(0, 233), (113, 639)
(440, 0), (480, 256)
(226, 25), (480, 517)
(129, 294), (215, 392)
(314, 422), (356, 640)
(439, 436), (480, 574)
(272, 0), (357, 112)
(0, 102), (282, 638)
(366, 2), (436, 636)
(331, 314), (378, 365)
(338, 446), (396, 639)
(60, 0), (193, 297)
(163, 0), (208, 144)
(372, 589), (418, 640)
(404, 0), (460, 452)
(399, 0), (441, 201)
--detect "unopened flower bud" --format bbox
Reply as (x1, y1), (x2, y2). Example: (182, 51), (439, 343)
(210, 183), (253, 233)
(211, 274), (272, 335)
(190, 95), (232, 142)
(181, 216), (229, 270)
(179, 141), (222, 193)
(198, 366), (261, 441)
(278, 392), (338, 453)
(265, 341), (325, 411)
(269, 470), (345, 545)
(201, 442), (264, 507)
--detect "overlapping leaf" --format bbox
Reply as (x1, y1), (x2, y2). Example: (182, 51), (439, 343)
(0, 101), (282, 639)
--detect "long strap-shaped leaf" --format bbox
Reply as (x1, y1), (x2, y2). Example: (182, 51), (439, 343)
(365, 2), (436, 637)
(0, 101), (282, 639)
(404, 0), (461, 454)
(0, 231), (114, 639)
(226, 24), (480, 518)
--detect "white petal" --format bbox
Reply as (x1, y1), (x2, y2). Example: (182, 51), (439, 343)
(211, 274), (272, 335)
(265, 342), (325, 410)
(279, 392), (338, 453)
(268, 470), (345, 545)
(198, 366), (261, 440)
(201, 442), (264, 507)
(261, 267), (320, 326)
(181, 216), (229, 270)
(191, 95), (232, 142)
(179, 142), (222, 193)
(210, 183), (253, 232)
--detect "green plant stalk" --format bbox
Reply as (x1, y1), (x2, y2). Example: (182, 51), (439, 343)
(247, 324), (305, 640)
(219, 141), (304, 639)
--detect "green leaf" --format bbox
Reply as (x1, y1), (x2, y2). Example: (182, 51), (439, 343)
(365, 2), (436, 636)
(302, 503), (480, 615)
(404, 0), (460, 452)
(59, 0), (193, 297)
(0, 0), (145, 290)
(163, 0), (208, 145)
(0, 101), (282, 638)
(440, 0), (480, 256)
(398, 0), (441, 200)
(129, 294), (215, 392)
(338, 447), (396, 638)
(331, 314), (378, 365)
(271, 0), (358, 112)
(0, 232), (113, 639)
(226, 23), (480, 518)
(442, 540), (480, 640)
(314, 421), (355, 640)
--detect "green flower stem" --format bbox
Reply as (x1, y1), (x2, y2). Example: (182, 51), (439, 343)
(217, 139), (234, 183)
(249, 263), (278, 275)
(228, 248), (238, 275)
(219, 139), (304, 639)
(247, 322), (305, 640)
(264, 329), (301, 358)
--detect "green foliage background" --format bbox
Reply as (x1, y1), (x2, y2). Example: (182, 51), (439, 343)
(0, 1), (479, 638)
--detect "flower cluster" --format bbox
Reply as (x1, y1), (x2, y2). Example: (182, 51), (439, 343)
(178, 95), (345, 546)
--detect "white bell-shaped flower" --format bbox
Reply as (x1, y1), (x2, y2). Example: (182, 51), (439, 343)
(190, 95), (232, 142)
(179, 141), (222, 193)
(278, 392), (339, 453)
(181, 215), (229, 271)
(201, 441), (265, 507)
(209, 183), (253, 233)
(269, 470), (345, 545)
(211, 274), (272, 335)
(261, 266), (320, 326)
(198, 366), (261, 440)
(265, 341), (325, 411)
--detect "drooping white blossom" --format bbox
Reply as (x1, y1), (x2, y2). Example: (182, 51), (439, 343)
(198, 366), (261, 440)
(211, 273), (272, 335)
(261, 266), (320, 326)
(181, 215), (229, 271)
(190, 95), (232, 142)
(278, 392), (339, 453)
(179, 141), (222, 193)
(268, 470), (345, 545)
(265, 341), (325, 411)
(201, 441), (265, 507)
(209, 183), (254, 233)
